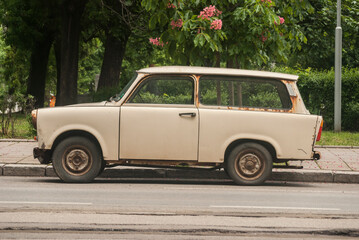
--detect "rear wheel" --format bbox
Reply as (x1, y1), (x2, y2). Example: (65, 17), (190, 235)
(52, 136), (102, 183)
(225, 143), (272, 185)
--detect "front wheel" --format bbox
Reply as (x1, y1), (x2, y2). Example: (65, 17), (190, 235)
(225, 143), (272, 185)
(52, 136), (102, 183)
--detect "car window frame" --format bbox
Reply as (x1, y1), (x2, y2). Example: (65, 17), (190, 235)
(124, 74), (197, 107)
(198, 75), (293, 111)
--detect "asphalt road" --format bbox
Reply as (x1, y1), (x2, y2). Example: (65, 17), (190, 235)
(0, 177), (358, 239)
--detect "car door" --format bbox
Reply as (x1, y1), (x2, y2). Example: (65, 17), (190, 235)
(119, 75), (198, 161)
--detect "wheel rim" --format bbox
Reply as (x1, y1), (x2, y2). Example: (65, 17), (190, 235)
(235, 151), (265, 180)
(62, 146), (92, 176)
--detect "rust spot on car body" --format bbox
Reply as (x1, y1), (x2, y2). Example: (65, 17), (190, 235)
(221, 106), (291, 113)
(290, 95), (297, 112)
(282, 80), (298, 113)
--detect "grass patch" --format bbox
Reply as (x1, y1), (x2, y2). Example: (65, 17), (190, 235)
(317, 131), (359, 146)
(0, 113), (35, 139)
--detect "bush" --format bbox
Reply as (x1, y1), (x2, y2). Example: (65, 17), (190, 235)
(0, 93), (35, 137)
(274, 67), (359, 131)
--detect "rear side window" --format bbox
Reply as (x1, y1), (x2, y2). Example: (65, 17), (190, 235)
(199, 76), (291, 109)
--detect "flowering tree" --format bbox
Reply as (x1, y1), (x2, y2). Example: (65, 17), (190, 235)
(142, 0), (313, 68)
(143, 1), (226, 65)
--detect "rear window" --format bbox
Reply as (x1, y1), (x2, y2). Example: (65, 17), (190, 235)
(199, 76), (292, 109)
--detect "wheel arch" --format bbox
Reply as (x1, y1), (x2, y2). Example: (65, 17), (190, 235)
(224, 139), (277, 164)
(51, 130), (103, 160)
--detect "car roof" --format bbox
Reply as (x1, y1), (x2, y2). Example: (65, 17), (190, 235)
(137, 66), (298, 81)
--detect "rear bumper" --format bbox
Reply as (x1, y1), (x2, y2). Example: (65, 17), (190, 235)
(33, 147), (52, 164)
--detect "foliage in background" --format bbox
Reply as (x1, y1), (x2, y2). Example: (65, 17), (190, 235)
(0, 93), (35, 137)
(78, 38), (104, 95)
(275, 67), (359, 131)
(0, 30), (29, 96)
(287, 0), (359, 69)
(142, 0), (312, 68)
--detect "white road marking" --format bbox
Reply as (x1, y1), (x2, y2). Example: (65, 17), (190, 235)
(210, 205), (341, 211)
(0, 201), (92, 205)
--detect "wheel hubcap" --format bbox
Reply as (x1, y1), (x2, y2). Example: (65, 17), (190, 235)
(238, 153), (262, 176)
(65, 149), (90, 173)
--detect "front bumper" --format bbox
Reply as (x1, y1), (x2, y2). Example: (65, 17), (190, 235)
(33, 147), (52, 164)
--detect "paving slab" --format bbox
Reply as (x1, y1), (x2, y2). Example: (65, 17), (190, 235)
(0, 142), (16, 150)
(17, 156), (39, 164)
(318, 148), (341, 162)
(288, 160), (320, 169)
(327, 149), (359, 165)
(316, 160), (351, 171)
(0, 157), (27, 164)
(344, 161), (359, 171)
(0, 139), (36, 142)
(0, 142), (34, 158)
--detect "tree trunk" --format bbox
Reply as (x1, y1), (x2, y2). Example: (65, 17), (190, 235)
(27, 33), (54, 108)
(98, 31), (130, 90)
(56, 0), (87, 106)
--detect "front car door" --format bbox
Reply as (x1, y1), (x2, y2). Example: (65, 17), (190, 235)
(119, 75), (198, 161)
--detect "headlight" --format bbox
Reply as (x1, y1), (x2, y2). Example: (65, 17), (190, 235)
(31, 109), (37, 130)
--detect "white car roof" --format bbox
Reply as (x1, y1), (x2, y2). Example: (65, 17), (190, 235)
(137, 66), (298, 81)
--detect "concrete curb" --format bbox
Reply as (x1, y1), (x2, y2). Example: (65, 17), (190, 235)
(3, 164), (46, 176)
(315, 145), (359, 149)
(1, 164), (359, 184)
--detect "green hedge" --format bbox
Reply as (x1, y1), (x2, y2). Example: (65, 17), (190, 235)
(275, 68), (359, 131)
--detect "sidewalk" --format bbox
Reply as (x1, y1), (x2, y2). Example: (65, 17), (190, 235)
(0, 139), (359, 183)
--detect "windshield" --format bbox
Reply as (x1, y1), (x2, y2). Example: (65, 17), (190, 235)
(110, 73), (137, 102)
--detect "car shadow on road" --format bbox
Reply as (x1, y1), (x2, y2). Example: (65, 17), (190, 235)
(33, 177), (315, 188)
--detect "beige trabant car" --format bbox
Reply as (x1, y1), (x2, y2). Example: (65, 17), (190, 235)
(32, 66), (323, 185)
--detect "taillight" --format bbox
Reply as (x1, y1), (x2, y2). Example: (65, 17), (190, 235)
(316, 120), (323, 141)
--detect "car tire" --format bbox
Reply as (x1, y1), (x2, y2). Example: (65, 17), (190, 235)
(97, 160), (106, 177)
(225, 143), (272, 185)
(52, 136), (102, 183)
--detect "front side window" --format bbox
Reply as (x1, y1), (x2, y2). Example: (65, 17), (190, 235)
(128, 76), (194, 105)
(199, 76), (291, 109)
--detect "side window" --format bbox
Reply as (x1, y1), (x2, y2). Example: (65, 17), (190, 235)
(199, 76), (291, 109)
(128, 76), (194, 105)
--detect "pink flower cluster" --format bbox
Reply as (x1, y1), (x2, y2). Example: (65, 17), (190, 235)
(149, 37), (164, 47)
(198, 5), (222, 20)
(167, 2), (176, 8)
(261, 0), (272, 3)
(170, 19), (183, 29)
(210, 19), (222, 30)
(260, 34), (268, 43)
(275, 16), (285, 25)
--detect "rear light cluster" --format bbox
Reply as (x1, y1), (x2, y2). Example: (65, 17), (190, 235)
(316, 120), (323, 142)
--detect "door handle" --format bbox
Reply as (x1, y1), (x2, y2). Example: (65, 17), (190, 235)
(179, 112), (196, 117)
